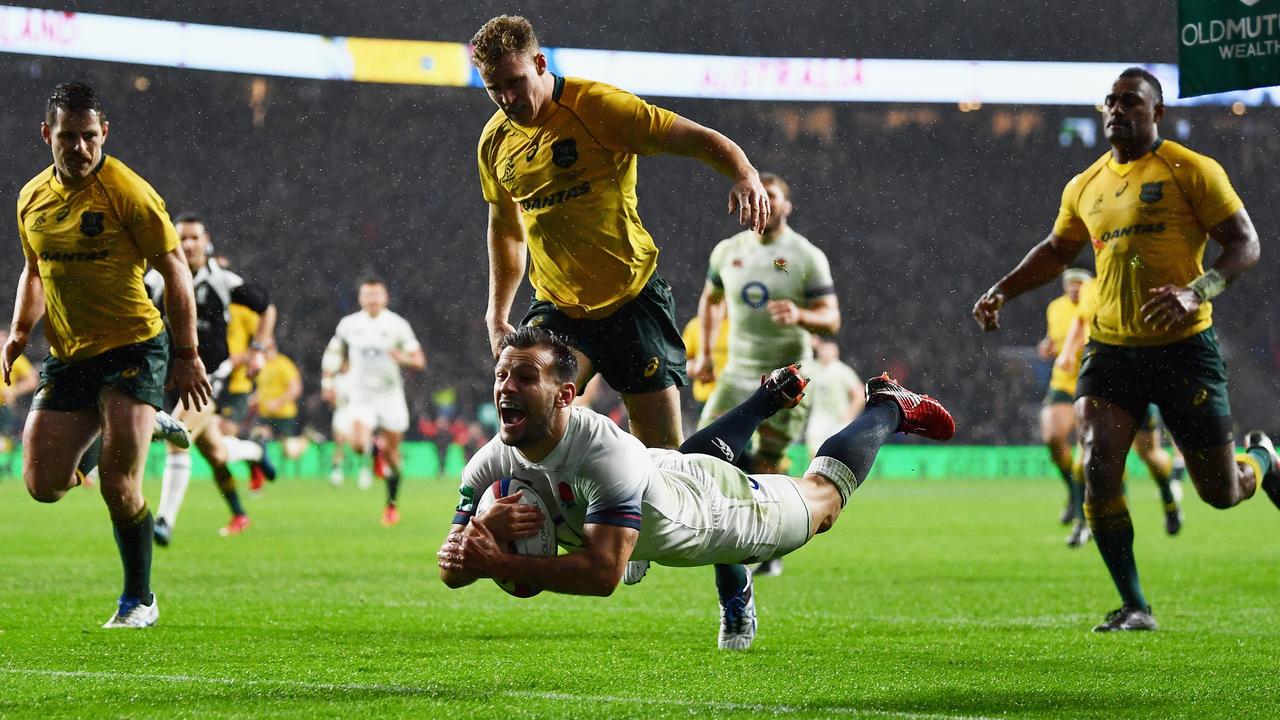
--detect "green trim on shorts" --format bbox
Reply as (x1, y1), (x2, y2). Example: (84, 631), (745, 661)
(31, 332), (170, 412)
(1043, 389), (1074, 406)
(521, 273), (688, 394)
(1076, 328), (1231, 449)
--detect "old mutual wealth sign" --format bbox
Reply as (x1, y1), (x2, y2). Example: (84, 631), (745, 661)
(1179, 0), (1280, 97)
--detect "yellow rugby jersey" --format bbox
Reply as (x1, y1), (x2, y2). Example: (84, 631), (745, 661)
(1, 354), (34, 407)
(1051, 139), (1242, 347)
(225, 303), (260, 394)
(255, 352), (300, 419)
(478, 75), (678, 319)
(1045, 287), (1084, 395)
(682, 316), (729, 403)
(16, 156), (177, 362)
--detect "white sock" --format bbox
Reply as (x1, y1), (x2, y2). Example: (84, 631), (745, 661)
(157, 452), (192, 527)
(223, 436), (263, 464)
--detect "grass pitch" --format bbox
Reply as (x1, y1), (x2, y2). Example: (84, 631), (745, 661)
(0, 469), (1276, 719)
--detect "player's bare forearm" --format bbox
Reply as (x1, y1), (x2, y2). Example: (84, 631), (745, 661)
(496, 523), (635, 597)
(664, 117), (754, 183)
(485, 200), (527, 349)
(9, 255), (45, 338)
(154, 249), (200, 349)
(800, 297), (841, 335)
(440, 521), (636, 597)
(253, 304), (278, 347)
(1206, 209), (1260, 284)
(665, 117), (768, 231)
(697, 285), (723, 360)
(989, 234), (1087, 302)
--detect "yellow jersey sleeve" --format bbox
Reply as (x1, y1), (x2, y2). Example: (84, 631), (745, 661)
(1051, 173), (1091, 242)
(574, 82), (678, 157)
(109, 163), (179, 260)
(477, 112), (509, 205)
(1181, 153), (1244, 231)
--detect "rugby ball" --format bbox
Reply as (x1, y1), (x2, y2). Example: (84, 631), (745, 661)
(475, 477), (556, 597)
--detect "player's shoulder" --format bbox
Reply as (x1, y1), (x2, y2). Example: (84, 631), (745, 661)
(1068, 152), (1112, 187)
(96, 155), (161, 197)
(17, 165), (55, 209)
(1153, 139), (1228, 177)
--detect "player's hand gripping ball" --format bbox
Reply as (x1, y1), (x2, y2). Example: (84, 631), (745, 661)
(476, 477), (556, 597)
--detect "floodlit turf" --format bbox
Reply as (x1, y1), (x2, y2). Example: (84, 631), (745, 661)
(0, 470), (1276, 719)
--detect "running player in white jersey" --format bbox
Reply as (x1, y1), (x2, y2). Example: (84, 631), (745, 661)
(690, 173), (839, 596)
(693, 173), (839, 475)
(321, 278), (425, 526)
(438, 327), (955, 650)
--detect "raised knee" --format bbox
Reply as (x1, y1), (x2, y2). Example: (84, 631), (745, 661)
(27, 483), (67, 504)
(1200, 491), (1236, 510)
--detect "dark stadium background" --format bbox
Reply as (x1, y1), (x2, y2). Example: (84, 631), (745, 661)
(2, 1), (1277, 444)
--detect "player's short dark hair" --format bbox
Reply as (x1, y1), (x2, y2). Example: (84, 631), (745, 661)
(1118, 67), (1164, 106)
(46, 81), (106, 126)
(470, 15), (540, 74)
(359, 277), (386, 289)
(173, 212), (207, 231)
(498, 326), (579, 384)
(759, 172), (791, 201)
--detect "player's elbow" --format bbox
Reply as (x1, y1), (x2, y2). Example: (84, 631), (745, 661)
(583, 564), (624, 597)
(438, 567), (475, 589)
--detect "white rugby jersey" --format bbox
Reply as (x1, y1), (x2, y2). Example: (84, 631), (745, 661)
(706, 227), (835, 374)
(326, 309), (421, 395)
(454, 406), (792, 566)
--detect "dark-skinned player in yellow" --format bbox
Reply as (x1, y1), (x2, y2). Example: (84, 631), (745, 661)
(972, 67), (1276, 632)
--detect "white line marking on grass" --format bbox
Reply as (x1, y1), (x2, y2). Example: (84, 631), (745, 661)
(2, 668), (1002, 720)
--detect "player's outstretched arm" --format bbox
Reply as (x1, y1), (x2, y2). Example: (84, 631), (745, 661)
(973, 232), (1088, 331)
(662, 116), (770, 233)
(1141, 208), (1259, 332)
(154, 247), (212, 410)
(439, 516), (637, 597)
(486, 195), (527, 357)
(3, 250), (44, 385)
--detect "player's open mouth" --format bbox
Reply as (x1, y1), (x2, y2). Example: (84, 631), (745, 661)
(499, 400), (527, 429)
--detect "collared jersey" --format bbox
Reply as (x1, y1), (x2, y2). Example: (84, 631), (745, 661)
(478, 75), (678, 319)
(146, 260), (271, 370)
(1046, 285), (1087, 395)
(682, 315), (729, 403)
(16, 156), (178, 361)
(325, 309), (421, 395)
(225, 304), (261, 394)
(255, 352), (300, 419)
(707, 227), (835, 374)
(1051, 139), (1243, 347)
(453, 405), (793, 566)
(0, 354), (34, 407)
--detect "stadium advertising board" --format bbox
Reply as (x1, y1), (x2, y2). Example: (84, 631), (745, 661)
(2, 5), (1277, 105)
(1179, 0), (1280, 97)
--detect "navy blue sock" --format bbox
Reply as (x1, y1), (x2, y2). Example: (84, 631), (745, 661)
(112, 506), (154, 604)
(679, 384), (784, 462)
(714, 563), (749, 602)
(814, 402), (901, 482)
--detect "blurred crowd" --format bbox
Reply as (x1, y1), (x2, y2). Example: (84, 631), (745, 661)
(1, 49), (1277, 448)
